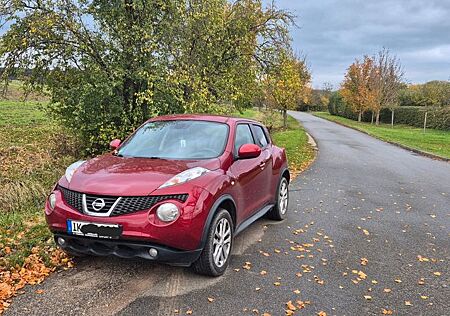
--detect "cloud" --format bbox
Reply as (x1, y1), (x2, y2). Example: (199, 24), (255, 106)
(265, 0), (450, 88)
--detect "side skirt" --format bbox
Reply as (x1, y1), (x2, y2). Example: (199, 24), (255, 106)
(235, 204), (274, 236)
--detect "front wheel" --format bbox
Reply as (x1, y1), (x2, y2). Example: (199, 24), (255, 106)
(192, 209), (233, 276)
(267, 176), (289, 220)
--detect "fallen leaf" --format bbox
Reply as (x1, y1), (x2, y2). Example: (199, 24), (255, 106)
(433, 272), (441, 276)
(186, 310), (193, 315)
(364, 295), (372, 300)
(382, 308), (393, 315)
(207, 297), (214, 303)
(274, 282), (281, 286)
(35, 289), (44, 294)
(384, 288), (392, 293)
(362, 229), (370, 236)
(317, 312), (327, 316)
(405, 301), (412, 306)
(293, 289), (301, 294)
(361, 258), (369, 266)
(286, 301), (297, 311)
(260, 270), (267, 275)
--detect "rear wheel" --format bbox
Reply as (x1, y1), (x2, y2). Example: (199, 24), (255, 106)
(192, 209), (233, 276)
(267, 176), (289, 220)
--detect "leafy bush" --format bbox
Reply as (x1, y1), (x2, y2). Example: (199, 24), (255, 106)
(328, 91), (450, 131)
(328, 91), (357, 120)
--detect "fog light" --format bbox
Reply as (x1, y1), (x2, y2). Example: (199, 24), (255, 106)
(156, 203), (179, 222)
(49, 193), (56, 210)
(148, 248), (158, 258)
(57, 237), (66, 246)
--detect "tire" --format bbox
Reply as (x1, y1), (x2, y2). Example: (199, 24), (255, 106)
(266, 176), (289, 220)
(192, 209), (233, 277)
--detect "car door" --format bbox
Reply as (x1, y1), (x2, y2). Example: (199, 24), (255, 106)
(229, 123), (267, 221)
(251, 124), (273, 205)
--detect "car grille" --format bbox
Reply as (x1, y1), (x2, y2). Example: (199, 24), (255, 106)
(58, 186), (188, 217)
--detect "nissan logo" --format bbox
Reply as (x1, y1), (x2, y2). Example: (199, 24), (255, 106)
(92, 198), (106, 211)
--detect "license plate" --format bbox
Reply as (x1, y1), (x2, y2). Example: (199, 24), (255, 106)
(67, 220), (122, 239)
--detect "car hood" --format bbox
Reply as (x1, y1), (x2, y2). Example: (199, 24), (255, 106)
(63, 154), (221, 196)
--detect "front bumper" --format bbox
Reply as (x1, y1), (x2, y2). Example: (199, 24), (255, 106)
(54, 233), (202, 266)
(46, 186), (215, 251)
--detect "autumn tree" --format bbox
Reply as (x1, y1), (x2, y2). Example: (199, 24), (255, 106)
(265, 51), (311, 127)
(0, 0), (294, 153)
(341, 56), (376, 122)
(370, 48), (404, 125)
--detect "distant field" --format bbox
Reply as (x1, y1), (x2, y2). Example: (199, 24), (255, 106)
(314, 112), (450, 159)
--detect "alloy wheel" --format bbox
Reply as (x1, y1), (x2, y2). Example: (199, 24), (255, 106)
(279, 180), (289, 215)
(212, 218), (232, 268)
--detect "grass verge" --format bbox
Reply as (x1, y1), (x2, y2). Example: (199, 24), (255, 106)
(0, 101), (75, 313)
(236, 109), (316, 176)
(314, 112), (450, 160)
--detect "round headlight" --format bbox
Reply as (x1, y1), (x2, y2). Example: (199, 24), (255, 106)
(49, 193), (56, 210)
(156, 203), (179, 222)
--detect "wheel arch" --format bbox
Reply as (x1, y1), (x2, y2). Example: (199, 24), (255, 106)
(198, 194), (237, 249)
(281, 167), (290, 183)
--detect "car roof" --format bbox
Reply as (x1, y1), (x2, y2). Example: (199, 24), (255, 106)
(147, 113), (261, 125)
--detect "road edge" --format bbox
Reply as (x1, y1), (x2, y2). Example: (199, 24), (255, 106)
(313, 113), (449, 163)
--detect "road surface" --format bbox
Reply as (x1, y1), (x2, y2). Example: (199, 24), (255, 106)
(6, 111), (449, 316)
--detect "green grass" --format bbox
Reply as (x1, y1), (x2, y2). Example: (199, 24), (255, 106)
(314, 112), (450, 159)
(236, 109), (315, 174)
(0, 101), (76, 268)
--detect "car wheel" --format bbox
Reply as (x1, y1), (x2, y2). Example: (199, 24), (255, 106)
(267, 176), (289, 220)
(192, 208), (233, 277)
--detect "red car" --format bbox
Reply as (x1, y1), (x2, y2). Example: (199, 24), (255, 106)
(45, 114), (289, 276)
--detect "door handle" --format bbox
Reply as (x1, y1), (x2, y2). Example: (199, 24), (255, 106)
(259, 162), (266, 168)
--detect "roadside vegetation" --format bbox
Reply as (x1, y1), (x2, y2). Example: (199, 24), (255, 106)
(0, 93), (75, 311)
(315, 112), (450, 159)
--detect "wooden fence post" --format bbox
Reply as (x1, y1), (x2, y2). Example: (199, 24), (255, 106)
(423, 111), (428, 132)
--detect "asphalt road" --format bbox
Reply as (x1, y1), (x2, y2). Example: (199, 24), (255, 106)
(6, 111), (449, 316)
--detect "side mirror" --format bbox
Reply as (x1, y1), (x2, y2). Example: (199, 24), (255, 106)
(110, 139), (121, 151)
(238, 144), (261, 159)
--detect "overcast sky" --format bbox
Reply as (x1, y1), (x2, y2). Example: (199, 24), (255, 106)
(264, 0), (450, 89)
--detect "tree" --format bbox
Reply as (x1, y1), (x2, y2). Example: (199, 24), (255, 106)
(0, 0), (294, 153)
(264, 51), (311, 127)
(370, 48), (404, 126)
(340, 56), (375, 122)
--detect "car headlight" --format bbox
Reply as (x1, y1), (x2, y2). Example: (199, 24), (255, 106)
(49, 193), (56, 210)
(159, 167), (210, 189)
(156, 203), (179, 222)
(65, 160), (86, 183)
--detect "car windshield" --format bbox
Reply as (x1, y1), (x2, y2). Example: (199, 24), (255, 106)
(117, 120), (229, 160)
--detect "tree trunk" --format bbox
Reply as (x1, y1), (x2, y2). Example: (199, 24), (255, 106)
(358, 111), (362, 122)
(283, 109), (287, 128)
(371, 112), (374, 124)
(423, 111), (428, 132)
(391, 109), (394, 128)
(376, 111), (380, 125)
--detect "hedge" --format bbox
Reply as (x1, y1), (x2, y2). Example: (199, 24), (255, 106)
(328, 92), (450, 131)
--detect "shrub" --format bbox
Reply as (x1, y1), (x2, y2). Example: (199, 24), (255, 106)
(328, 91), (357, 120)
(327, 91), (450, 131)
